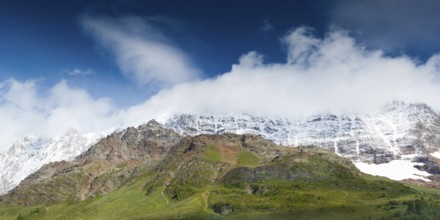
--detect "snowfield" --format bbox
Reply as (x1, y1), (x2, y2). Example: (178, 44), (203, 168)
(354, 160), (431, 181)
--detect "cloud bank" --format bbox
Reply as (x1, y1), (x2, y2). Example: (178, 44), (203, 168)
(80, 15), (201, 87)
(127, 26), (440, 120)
(2, 25), (440, 151)
(0, 79), (118, 151)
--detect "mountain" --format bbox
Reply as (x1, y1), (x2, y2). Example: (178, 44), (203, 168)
(0, 128), (101, 195)
(165, 101), (440, 181)
(1, 121), (440, 219)
(0, 121), (182, 205)
(166, 101), (436, 163)
(1, 101), (439, 197)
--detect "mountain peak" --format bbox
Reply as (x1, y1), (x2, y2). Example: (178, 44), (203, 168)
(0, 129), (102, 195)
(0, 122), (183, 205)
(144, 119), (161, 127)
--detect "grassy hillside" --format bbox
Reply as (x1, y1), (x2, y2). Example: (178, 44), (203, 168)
(2, 134), (440, 219)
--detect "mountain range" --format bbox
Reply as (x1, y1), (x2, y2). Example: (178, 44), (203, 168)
(2, 101), (440, 195)
(1, 120), (440, 219)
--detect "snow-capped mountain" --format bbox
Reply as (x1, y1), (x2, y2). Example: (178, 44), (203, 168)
(0, 128), (101, 195)
(0, 101), (438, 195)
(165, 101), (439, 180)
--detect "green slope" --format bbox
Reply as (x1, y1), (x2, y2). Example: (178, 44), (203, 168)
(2, 134), (440, 220)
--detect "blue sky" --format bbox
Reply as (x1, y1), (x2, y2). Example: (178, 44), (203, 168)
(1, 0), (440, 150)
(2, 0), (439, 106)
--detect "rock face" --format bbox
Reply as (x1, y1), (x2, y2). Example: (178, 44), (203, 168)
(165, 101), (438, 164)
(0, 121), (182, 206)
(0, 129), (101, 195)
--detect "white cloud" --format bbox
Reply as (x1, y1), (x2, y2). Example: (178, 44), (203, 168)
(123, 26), (440, 120)
(2, 26), (440, 152)
(80, 15), (201, 87)
(0, 79), (120, 151)
(68, 68), (94, 76)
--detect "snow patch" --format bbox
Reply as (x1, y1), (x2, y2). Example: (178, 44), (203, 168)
(430, 151), (440, 159)
(354, 160), (431, 181)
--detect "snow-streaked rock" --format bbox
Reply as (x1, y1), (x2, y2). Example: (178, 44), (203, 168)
(0, 128), (101, 195)
(166, 101), (437, 164)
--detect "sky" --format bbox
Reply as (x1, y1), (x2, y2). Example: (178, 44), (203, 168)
(1, 0), (440, 151)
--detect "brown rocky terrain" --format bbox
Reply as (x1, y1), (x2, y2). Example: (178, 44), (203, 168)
(0, 120), (181, 205)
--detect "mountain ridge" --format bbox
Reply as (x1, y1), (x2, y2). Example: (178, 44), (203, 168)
(0, 128), (101, 195)
(2, 122), (440, 219)
(1, 101), (440, 196)
(0, 120), (181, 205)
(166, 101), (437, 164)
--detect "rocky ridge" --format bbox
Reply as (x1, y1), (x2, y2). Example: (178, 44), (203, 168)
(0, 120), (181, 205)
(1, 101), (440, 197)
(0, 128), (100, 195)
(3, 123), (440, 220)
(165, 101), (438, 164)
